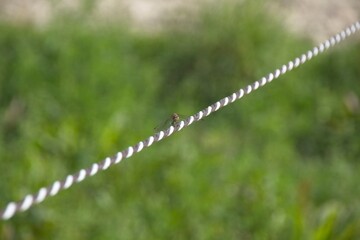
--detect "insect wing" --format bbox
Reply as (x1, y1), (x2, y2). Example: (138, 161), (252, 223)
(154, 117), (173, 132)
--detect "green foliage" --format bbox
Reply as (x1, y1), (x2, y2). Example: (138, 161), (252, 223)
(1, 1), (360, 239)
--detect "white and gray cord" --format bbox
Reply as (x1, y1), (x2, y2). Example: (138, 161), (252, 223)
(1, 21), (360, 220)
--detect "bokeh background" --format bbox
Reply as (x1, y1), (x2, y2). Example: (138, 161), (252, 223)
(0, 0), (360, 239)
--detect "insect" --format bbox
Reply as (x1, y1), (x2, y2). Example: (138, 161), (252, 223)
(154, 113), (185, 132)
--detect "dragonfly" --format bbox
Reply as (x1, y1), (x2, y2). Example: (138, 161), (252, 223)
(154, 113), (186, 132)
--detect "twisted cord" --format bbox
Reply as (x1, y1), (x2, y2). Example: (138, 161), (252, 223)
(1, 21), (359, 220)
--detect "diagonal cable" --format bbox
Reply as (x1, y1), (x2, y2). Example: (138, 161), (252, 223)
(1, 21), (359, 220)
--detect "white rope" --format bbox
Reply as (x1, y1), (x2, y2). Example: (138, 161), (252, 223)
(1, 21), (359, 220)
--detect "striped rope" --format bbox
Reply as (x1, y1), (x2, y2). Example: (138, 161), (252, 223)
(1, 21), (360, 220)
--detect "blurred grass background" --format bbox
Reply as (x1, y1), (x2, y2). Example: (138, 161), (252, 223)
(1, 1), (360, 239)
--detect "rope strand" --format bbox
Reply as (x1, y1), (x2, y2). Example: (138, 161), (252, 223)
(1, 21), (359, 220)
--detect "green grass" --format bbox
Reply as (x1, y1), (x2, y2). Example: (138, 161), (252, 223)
(1, 1), (360, 239)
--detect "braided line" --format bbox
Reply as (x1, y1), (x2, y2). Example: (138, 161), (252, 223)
(1, 21), (359, 220)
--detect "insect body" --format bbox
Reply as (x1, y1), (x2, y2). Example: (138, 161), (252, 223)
(154, 113), (183, 132)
